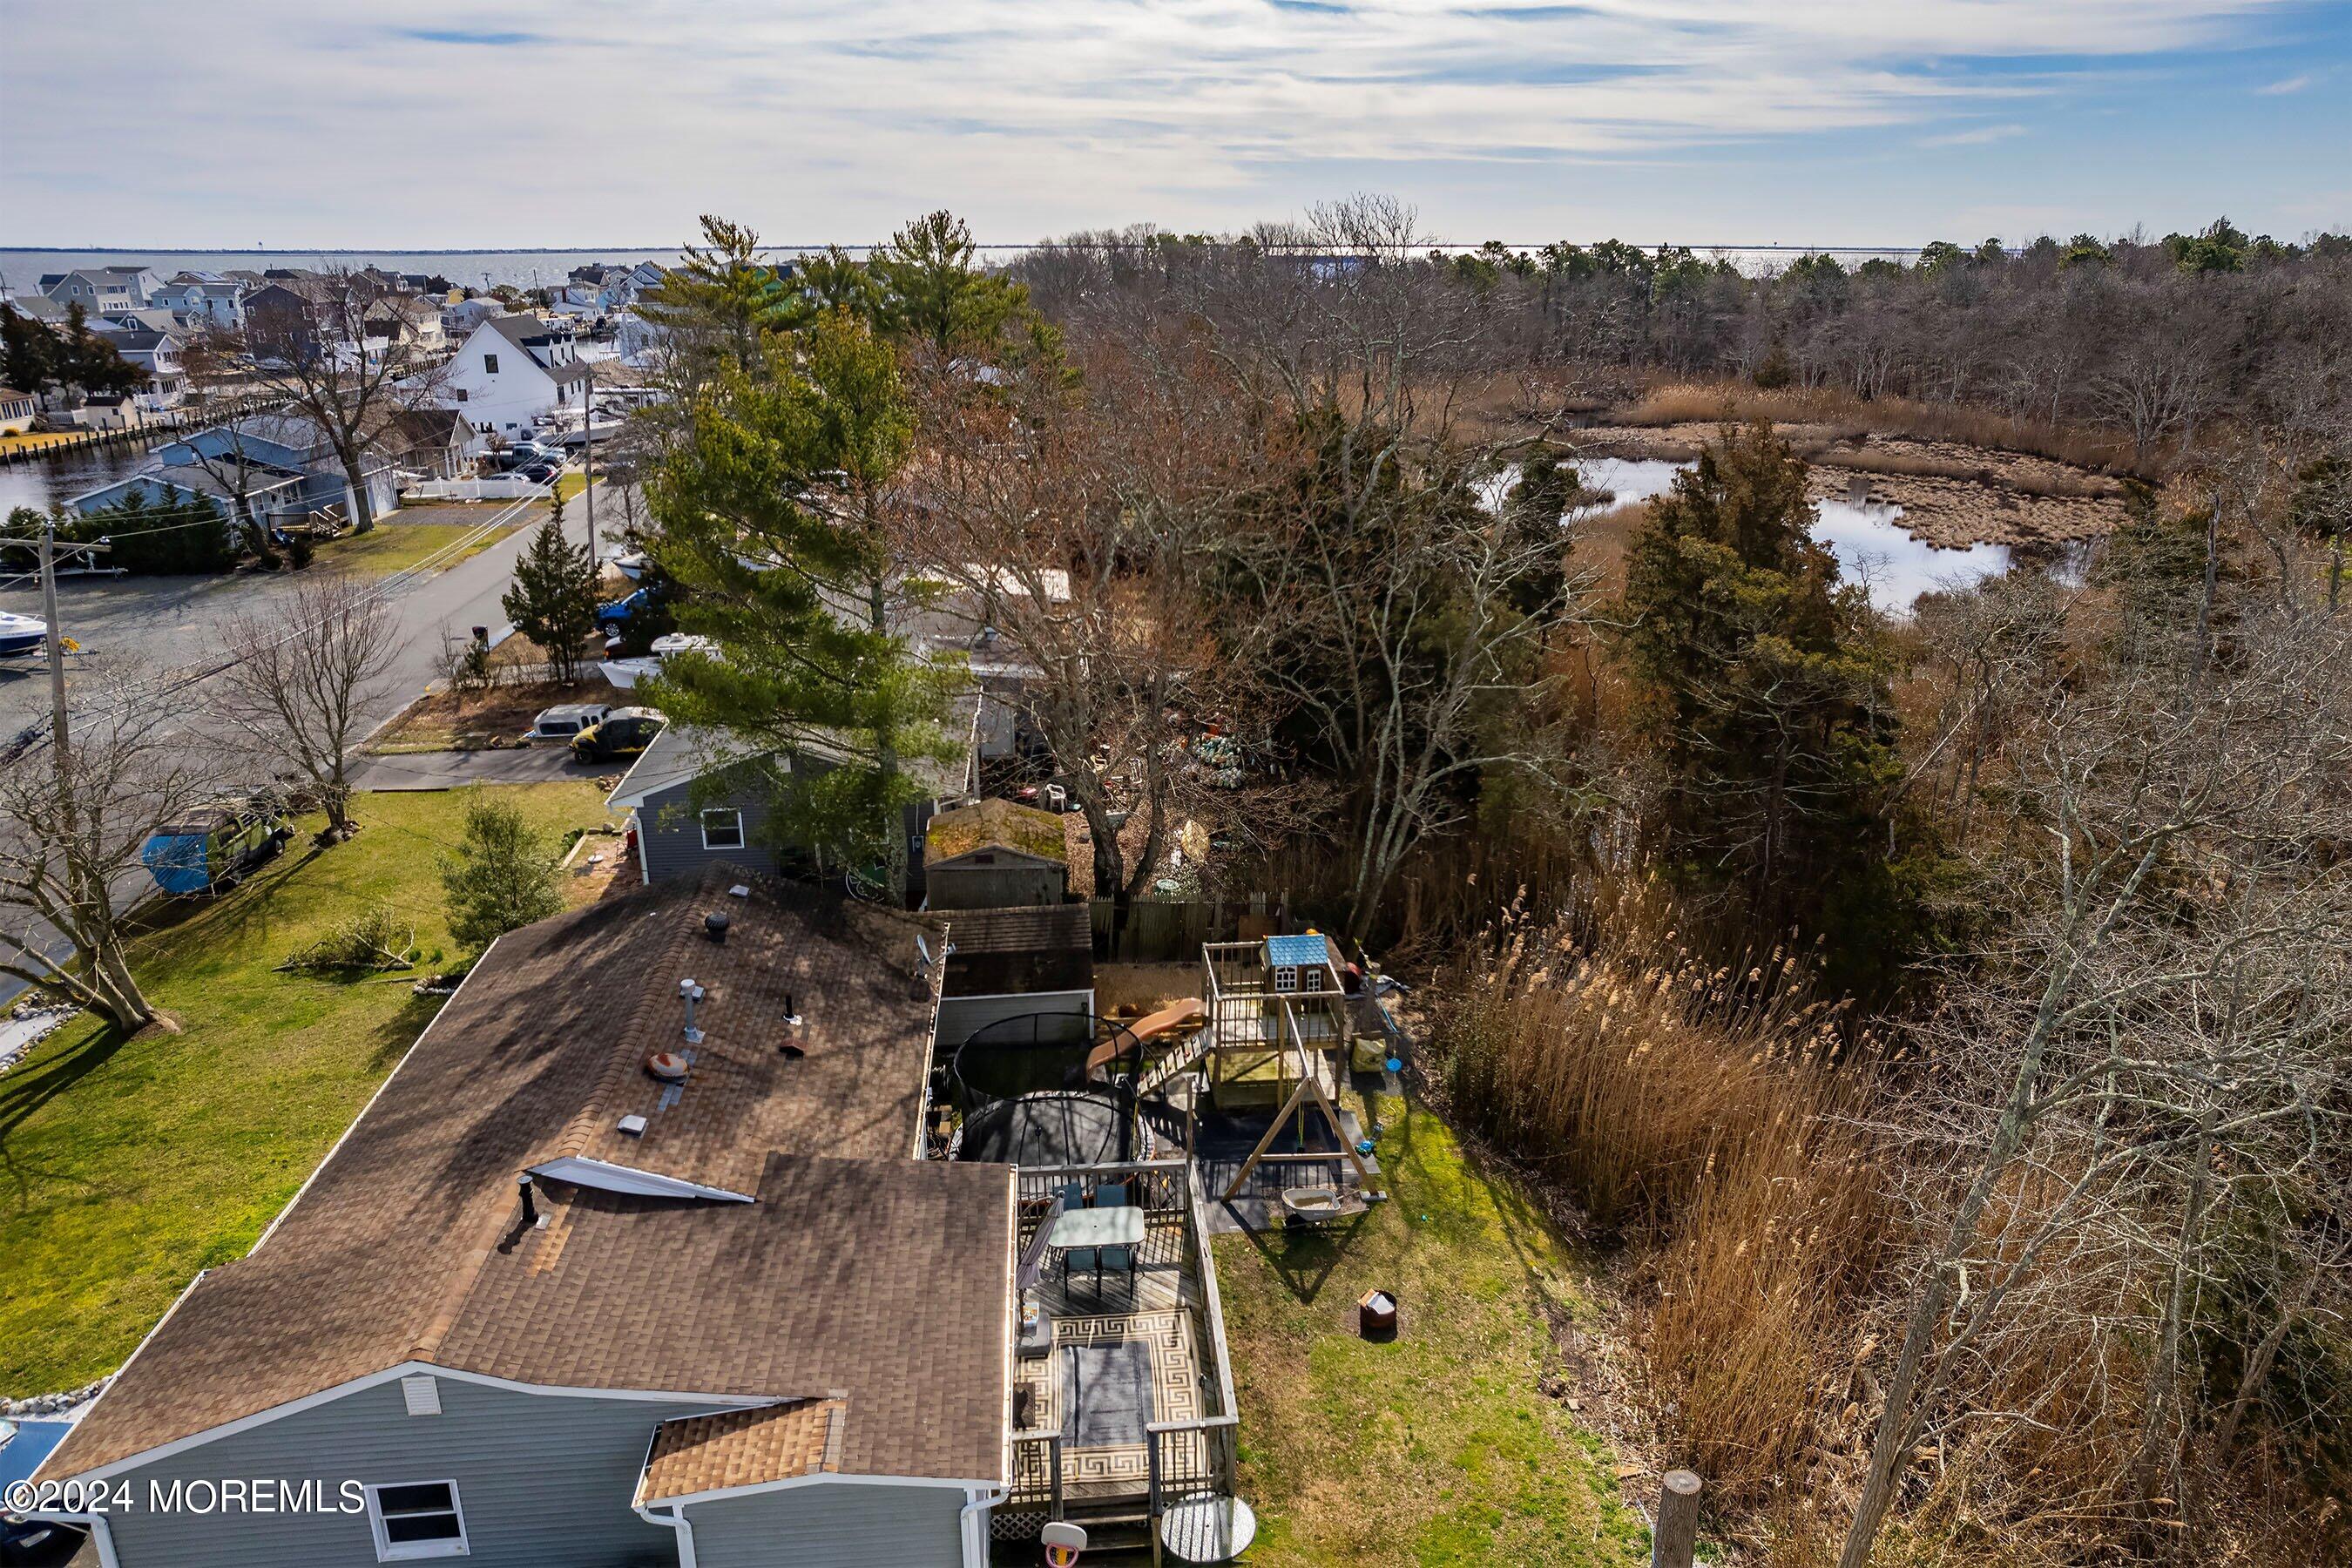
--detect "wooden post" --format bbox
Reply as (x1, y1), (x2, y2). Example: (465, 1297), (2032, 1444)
(1652, 1470), (1702, 1568)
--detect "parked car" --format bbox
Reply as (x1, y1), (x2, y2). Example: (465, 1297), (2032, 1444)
(139, 796), (293, 896)
(515, 461), (559, 485)
(570, 706), (666, 762)
(530, 701), (609, 741)
(0, 1514), (83, 1568)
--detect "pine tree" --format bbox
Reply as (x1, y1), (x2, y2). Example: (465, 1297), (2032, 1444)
(869, 210), (1032, 355)
(501, 518), (598, 681)
(647, 308), (963, 899)
(439, 791), (561, 950)
(0, 305), (58, 396)
(1614, 422), (1916, 983)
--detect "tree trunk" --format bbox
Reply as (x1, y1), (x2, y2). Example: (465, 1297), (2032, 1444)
(341, 450), (376, 534)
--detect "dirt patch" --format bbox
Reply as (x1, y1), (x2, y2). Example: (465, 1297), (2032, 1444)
(370, 678), (615, 754)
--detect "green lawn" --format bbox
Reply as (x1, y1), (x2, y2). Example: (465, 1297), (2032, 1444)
(1215, 1098), (1651, 1566)
(0, 784), (616, 1397)
(319, 520), (519, 578)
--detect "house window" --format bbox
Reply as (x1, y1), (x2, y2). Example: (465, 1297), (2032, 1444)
(363, 1480), (468, 1560)
(1273, 964), (1299, 993)
(700, 809), (746, 851)
(482, 352), (498, 374)
(452, 389), (467, 402)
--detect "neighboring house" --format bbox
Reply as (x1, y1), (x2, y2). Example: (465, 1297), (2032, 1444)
(39, 264), (161, 316)
(29, 872), (1017, 1568)
(364, 294), (446, 355)
(613, 309), (666, 367)
(0, 388), (35, 435)
(99, 328), (187, 409)
(124, 412), (402, 527)
(936, 902), (1095, 1050)
(154, 272), (250, 328)
(608, 725), (968, 897)
(439, 314), (592, 435)
(924, 799), (1069, 910)
(387, 408), (485, 478)
(439, 295), (501, 339)
(78, 392), (145, 430)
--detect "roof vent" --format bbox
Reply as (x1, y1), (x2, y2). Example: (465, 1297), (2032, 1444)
(704, 911), (730, 943)
(618, 1112), (648, 1136)
(679, 977), (706, 1044)
(645, 1051), (690, 1084)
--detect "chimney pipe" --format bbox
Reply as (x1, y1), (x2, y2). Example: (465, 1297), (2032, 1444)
(679, 977), (706, 1044)
(517, 1173), (538, 1227)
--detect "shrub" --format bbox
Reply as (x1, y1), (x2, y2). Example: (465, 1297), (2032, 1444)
(438, 790), (562, 950)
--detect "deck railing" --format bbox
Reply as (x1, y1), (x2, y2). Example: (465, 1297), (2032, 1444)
(1003, 1155), (1242, 1524)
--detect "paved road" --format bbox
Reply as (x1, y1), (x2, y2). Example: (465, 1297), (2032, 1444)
(0, 476), (630, 1003)
(352, 746), (618, 792)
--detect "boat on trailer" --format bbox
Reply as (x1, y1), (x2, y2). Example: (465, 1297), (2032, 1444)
(0, 612), (49, 658)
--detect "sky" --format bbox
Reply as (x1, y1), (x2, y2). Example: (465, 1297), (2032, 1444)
(3, 0), (2348, 249)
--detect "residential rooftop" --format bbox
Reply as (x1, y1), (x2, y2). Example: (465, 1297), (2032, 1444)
(40, 870), (1012, 1489)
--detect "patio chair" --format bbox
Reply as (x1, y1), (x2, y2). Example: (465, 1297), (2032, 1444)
(1099, 1242), (1138, 1300)
(1064, 1246), (1100, 1294)
(1096, 1182), (1132, 1208)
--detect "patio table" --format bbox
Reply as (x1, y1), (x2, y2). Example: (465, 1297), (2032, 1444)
(1045, 1206), (1146, 1251)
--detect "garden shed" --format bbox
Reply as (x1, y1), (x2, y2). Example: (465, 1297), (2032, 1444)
(924, 798), (1069, 910)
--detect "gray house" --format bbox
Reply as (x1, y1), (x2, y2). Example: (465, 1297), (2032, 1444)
(923, 801), (1068, 911)
(609, 726), (968, 900)
(31, 873), (1016, 1568)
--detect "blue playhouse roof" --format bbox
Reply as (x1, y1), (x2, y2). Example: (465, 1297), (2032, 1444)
(1265, 933), (1332, 969)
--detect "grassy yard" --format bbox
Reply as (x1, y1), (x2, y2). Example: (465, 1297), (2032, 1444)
(1214, 1098), (1651, 1567)
(0, 783), (618, 1398)
(318, 519), (520, 578)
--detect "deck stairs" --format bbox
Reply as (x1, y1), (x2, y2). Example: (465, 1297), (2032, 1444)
(1135, 1025), (1211, 1098)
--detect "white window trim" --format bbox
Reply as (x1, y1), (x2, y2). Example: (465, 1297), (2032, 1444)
(700, 808), (746, 851)
(363, 1479), (470, 1561)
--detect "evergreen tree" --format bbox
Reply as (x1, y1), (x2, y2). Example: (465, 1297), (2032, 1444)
(501, 517), (598, 681)
(647, 308), (963, 899)
(640, 214), (806, 379)
(58, 303), (144, 398)
(439, 791), (561, 950)
(1614, 422), (1916, 983)
(869, 210), (1032, 355)
(0, 305), (57, 396)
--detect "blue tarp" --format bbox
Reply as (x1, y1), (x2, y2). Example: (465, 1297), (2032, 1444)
(141, 830), (215, 896)
(0, 1419), (70, 1494)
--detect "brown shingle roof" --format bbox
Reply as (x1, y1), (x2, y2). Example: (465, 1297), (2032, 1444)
(41, 872), (1012, 1486)
(637, 1398), (844, 1503)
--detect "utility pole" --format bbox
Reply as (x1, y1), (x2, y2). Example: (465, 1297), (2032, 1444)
(41, 517), (68, 781)
(582, 368), (597, 572)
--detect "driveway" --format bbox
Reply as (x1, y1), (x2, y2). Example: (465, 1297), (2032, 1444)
(351, 747), (618, 792)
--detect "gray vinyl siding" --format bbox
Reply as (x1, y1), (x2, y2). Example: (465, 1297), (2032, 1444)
(682, 1481), (964, 1568)
(937, 990), (1092, 1052)
(92, 1375), (720, 1568)
(637, 776), (780, 884)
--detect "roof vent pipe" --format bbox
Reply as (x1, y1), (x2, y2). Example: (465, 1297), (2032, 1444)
(679, 977), (706, 1044)
(704, 912), (729, 944)
(517, 1173), (538, 1227)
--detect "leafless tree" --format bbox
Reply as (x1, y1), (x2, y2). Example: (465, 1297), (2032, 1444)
(1840, 604), (2352, 1567)
(0, 676), (223, 1032)
(215, 572), (402, 841)
(225, 269), (448, 532)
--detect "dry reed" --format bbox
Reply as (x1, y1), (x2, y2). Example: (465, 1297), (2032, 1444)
(1429, 883), (1896, 1511)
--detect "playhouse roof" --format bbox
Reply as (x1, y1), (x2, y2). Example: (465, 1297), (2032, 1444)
(1266, 933), (1335, 970)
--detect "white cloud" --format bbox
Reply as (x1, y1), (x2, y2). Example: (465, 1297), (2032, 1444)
(1921, 123), (2029, 146)
(2254, 72), (2313, 94)
(0, 0), (2318, 243)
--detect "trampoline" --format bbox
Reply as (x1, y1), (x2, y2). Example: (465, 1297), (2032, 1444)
(956, 1090), (1155, 1166)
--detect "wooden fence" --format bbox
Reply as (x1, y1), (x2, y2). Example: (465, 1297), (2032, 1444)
(1087, 894), (1294, 963)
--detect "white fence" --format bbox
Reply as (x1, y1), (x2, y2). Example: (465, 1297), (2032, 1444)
(402, 476), (551, 502)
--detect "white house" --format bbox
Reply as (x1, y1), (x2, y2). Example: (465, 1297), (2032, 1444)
(0, 389), (37, 435)
(104, 328), (187, 410)
(439, 314), (593, 435)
